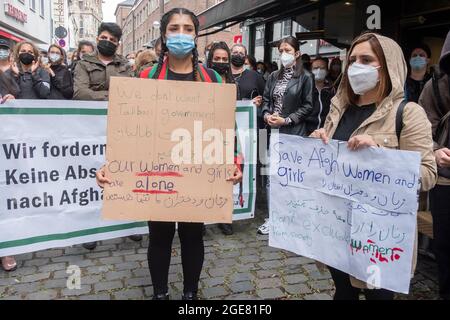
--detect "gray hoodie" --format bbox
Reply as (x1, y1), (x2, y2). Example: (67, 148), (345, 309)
(419, 30), (450, 184)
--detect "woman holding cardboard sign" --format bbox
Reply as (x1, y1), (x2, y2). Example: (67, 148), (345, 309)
(96, 8), (242, 300)
(310, 32), (437, 299)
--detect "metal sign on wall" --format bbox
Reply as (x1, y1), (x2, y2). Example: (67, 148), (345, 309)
(4, 3), (28, 23)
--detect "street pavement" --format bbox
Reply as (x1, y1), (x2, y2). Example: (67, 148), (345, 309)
(0, 206), (440, 300)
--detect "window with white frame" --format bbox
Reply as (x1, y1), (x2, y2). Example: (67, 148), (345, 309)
(39, 0), (45, 17)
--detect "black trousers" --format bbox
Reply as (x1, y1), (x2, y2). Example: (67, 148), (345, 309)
(328, 267), (395, 300)
(147, 221), (204, 295)
(429, 184), (450, 300)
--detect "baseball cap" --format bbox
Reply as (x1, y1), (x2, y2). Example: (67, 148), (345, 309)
(0, 39), (11, 49)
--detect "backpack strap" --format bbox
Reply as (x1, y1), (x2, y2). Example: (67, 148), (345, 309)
(396, 100), (408, 142)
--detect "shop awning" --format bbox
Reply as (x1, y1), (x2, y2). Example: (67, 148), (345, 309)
(0, 29), (24, 43)
(198, 0), (282, 30)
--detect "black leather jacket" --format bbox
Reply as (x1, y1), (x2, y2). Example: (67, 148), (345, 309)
(261, 68), (314, 136)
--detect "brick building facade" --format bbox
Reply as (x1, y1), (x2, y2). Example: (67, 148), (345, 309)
(116, 0), (241, 61)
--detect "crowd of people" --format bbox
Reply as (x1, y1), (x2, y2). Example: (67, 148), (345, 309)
(0, 6), (449, 301)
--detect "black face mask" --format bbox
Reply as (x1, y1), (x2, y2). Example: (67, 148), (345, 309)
(19, 52), (35, 65)
(211, 62), (229, 75)
(97, 40), (117, 57)
(231, 54), (245, 68)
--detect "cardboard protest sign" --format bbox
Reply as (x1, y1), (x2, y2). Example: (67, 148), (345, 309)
(269, 133), (421, 294)
(0, 100), (254, 256)
(103, 77), (237, 223)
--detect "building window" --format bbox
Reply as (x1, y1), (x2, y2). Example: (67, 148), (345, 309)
(40, 0), (45, 17)
(80, 19), (84, 38)
(30, 0), (36, 11)
(254, 24), (265, 62)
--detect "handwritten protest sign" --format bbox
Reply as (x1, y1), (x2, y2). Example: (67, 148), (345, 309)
(103, 78), (237, 223)
(269, 133), (421, 294)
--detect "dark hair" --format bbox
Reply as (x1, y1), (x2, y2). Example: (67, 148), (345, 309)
(312, 56), (329, 69)
(231, 44), (248, 56)
(246, 55), (257, 71)
(409, 43), (431, 59)
(342, 33), (392, 106)
(271, 61), (279, 72)
(98, 22), (123, 40)
(153, 8), (200, 81)
(277, 36), (304, 79)
(155, 37), (162, 49)
(77, 40), (95, 59)
(206, 41), (234, 84)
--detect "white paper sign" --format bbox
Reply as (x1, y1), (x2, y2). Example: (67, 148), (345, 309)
(269, 133), (421, 294)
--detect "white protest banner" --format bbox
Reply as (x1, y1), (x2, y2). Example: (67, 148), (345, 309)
(269, 133), (421, 294)
(0, 100), (255, 256)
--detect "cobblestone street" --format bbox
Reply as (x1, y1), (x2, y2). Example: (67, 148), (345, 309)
(0, 205), (440, 300)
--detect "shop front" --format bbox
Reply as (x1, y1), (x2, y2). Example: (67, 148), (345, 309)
(198, 0), (450, 66)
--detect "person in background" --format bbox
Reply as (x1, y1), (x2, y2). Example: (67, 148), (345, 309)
(271, 61), (279, 73)
(311, 32), (437, 300)
(256, 61), (270, 80)
(0, 47), (20, 271)
(0, 39), (12, 72)
(126, 52), (136, 72)
(258, 36), (314, 235)
(70, 40), (95, 78)
(230, 44), (265, 103)
(73, 22), (140, 250)
(329, 57), (343, 88)
(406, 44), (432, 103)
(419, 30), (450, 300)
(406, 43), (433, 261)
(136, 49), (157, 77)
(246, 55), (257, 71)
(206, 41), (241, 236)
(305, 56), (335, 135)
(206, 41), (234, 84)
(46, 44), (73, 100)
(301, 53), (312, 72)
(6, 41), (50, 99)
(39, 49), (48, 67)
(73, 23), (132, 101)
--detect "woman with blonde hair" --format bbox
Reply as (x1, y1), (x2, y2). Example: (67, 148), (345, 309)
(136, 49), (157, 77)
(6, 41), (50, 99)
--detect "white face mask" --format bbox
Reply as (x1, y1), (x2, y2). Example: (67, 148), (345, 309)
(0, 49), (9, 60)
(347, 62), (380, 95)
(49, 53), (61, 63)
(280, 52), (296, 68)
(312, 68), (327, 81)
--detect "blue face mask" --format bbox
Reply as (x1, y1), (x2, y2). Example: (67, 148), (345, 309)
(166, 33), (195, 58)
(0, 49), (9, 60)
(410, 56), (427, 70)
